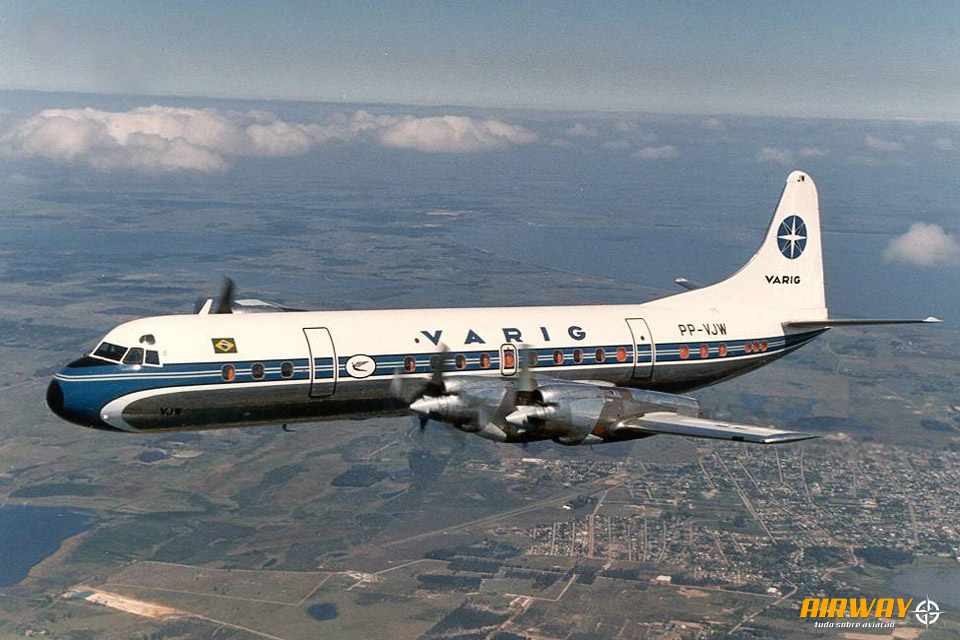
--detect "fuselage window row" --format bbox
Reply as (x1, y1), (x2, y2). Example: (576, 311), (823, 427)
(393, 345), (635, 374)
(674, 341), (765, 360)
(220, 361), (296, 382)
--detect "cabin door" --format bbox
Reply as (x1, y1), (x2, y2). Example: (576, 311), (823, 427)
(625, 318), (654, 380)
(303, 327), (337, 397)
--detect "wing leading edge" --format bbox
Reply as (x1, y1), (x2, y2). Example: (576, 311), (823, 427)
(613, 411), (818, 444)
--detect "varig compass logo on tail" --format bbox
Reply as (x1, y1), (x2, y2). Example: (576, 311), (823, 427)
(777, 215), (807, 259)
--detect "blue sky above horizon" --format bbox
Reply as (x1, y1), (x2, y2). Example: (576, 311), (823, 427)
(3, 2), (960, 119)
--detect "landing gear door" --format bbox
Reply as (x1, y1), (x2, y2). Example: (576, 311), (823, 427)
(304, 327), (337, 397)
(625, 318), (654, 380)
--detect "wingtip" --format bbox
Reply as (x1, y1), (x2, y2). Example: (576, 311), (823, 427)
(924, 316), (943, 323)
(762, 432), (819, 444)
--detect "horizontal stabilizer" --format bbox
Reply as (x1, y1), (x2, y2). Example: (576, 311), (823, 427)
(784, 317), (942, 329)
(674, 277), (704, 291)
(613, 412), (817, 444)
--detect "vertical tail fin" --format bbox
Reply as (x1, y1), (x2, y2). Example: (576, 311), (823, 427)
(698, 171), (827, 318)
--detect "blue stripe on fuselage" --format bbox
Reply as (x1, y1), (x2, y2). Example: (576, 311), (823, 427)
(55, 331), (823, 392)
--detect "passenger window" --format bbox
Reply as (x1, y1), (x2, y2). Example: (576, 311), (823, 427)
(94, 342), (127, 362)
(123, 348), (144, 365)
(251, 363), (265, 379)
(145, 350), (160, 365)
(553, 350), (564, 365)
(595, 348), (605, 363)
(403, 356), (417, 373)
(616, 347), (628, 362)
(572, 349), (583, 363)
(528, 351), (538, 366)
(455, 355), (466, 370)
(480, 353), (491, 369)
(699, 344), (710, 358)
(222, 364), (236, 382)
(281, 361), (294, 378)
(503, 350), (516, 369)
(679, 345), (690, 359)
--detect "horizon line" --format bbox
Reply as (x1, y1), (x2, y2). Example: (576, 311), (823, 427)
(1, 86), (958, 125)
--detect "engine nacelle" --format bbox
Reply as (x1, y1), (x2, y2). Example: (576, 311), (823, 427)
(530, 383), (612, 444)
(409, 378), (514, 442)
(506, 384), (702, 445)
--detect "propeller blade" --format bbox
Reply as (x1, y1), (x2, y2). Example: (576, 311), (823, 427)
(515, 344), (538, 408)
(390, 368), (416, 402)
(194, 297), (214, 314)
(212, 277), (235, 314)
(424, 343), (449, 396)
(517, 346), (537, 394)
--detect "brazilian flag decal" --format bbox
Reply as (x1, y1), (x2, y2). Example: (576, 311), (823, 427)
(212, 338), (238, 354)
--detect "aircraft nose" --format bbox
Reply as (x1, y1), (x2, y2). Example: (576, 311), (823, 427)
(46, 376), (124, 432)
(46, 378), (66, 418)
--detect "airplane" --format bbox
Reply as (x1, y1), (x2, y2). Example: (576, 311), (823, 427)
(47, 171), (941, 446)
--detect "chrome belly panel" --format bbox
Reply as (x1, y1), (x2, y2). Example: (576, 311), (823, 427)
(121, 379), (405, 431)
(118, 349), (802, 431)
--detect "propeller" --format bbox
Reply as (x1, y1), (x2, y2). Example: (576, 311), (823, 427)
(516, 344), (538, 397)
(194, 277), (236, 315)
(212, 277), (235, 314)
(392, 344), (451, 431)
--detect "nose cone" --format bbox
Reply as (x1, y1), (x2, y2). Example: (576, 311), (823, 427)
(46, 378), (66, 417)
(47, 377), (123, 431)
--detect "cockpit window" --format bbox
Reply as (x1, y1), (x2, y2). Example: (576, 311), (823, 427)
(123, 347), (144, 365)
(93, 342), (127, 362)
(145, 350), (160, 366)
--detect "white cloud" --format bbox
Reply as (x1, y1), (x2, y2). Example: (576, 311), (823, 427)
(632, 145), (678, 160)
(565, 123), (599, 138)
(933, 137), (954, 151)
(757, 147), (793, 165)
(798, 147), (828, 157)
(701, 117), (726, 131)
(0, 106), (537, 172)
(884, 223), (960, 267)
(864, 135), (903, 152)
(378, 115), (536, 153)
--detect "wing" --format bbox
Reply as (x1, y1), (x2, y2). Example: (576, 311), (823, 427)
(612, 411), (817, 444)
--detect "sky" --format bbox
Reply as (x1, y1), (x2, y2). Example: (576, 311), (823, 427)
(3, 1), (960, 119)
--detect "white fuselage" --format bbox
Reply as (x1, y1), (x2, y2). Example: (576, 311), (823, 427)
(48, 297), (822, 434)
